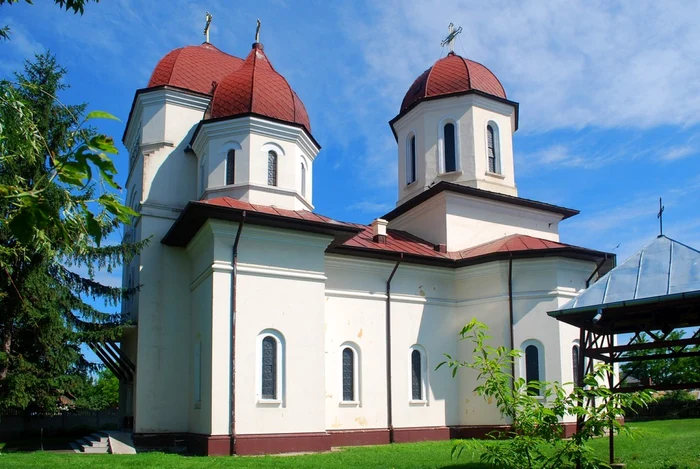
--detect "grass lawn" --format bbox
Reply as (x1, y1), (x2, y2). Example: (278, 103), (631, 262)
(0, 419), (698, 468)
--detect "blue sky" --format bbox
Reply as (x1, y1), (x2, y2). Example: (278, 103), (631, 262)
(2, 1), (700, 290)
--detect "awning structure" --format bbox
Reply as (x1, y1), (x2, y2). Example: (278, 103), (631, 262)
(88, 339), (136, 383)
(547, 235), (700, 465)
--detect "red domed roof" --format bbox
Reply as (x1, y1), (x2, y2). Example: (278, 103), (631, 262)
(148, 43), (244, 95)
(400, 53), (506, 112)
(210, 43), (311, 134)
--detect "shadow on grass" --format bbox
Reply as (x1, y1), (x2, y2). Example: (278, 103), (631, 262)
(1, 436), (75, 453)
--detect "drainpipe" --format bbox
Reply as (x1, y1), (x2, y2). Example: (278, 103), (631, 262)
(585, 254), (608, 288)
(508, 255), (515, 388)
(230, 212), (246, 455)
(385, 254), (403, 444)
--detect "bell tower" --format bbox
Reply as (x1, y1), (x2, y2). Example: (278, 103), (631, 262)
(390, 25), (519, 207)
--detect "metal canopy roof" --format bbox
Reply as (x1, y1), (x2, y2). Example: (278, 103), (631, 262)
(548, 236), (700, 333)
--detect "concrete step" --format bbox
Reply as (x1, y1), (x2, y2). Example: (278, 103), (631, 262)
(84, 435), (109, 448)
(69, 441), (82, 453)
(75, 436), (109, 454)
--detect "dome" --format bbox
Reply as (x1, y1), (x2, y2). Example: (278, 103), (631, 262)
(210, 43), (311, 134)
(148, 43), (244, 95)
(400, 53), (506, 113)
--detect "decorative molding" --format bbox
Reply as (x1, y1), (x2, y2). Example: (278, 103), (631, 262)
(192, 116), (319, 161)
(189, 261), (233, 291)
(237, 263), (327, 282)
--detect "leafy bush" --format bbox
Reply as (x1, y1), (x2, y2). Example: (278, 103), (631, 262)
(437, 319), (655, 469)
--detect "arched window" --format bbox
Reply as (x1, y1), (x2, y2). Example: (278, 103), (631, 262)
(409, 345), (427, 402)
(199, 157), (207, 196)
(487, 123), (500, 174)
(301, 162), (307, 197)
(572, 344), (581, 387)
(258, 330), (284, 402)
(267, 150), (278, 186)
(411, 350), (422, 400)
(443, 123), (457, 173)
(226, 149), (235, 185)
(340, 346), (362, 403)
(406, 134), (416, 185)
(524, 343), (542, 396)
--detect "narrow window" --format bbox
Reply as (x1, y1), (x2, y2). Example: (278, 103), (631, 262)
(487, 125), (497, 173)
(267, 150), (278, 186)
(199, 159), (207, 195)
(525, 344), (540, 395)
(194, 339), (202, 405)
(342, 347), (354, 402)
(226, 149), (235, 185)
(301, 162), (306, 197)
(407, 134), (416, 184)
(262, 336), (277, 399)
(444, 123), (456, 172)
(572, 345), (580, 387)
(411, 349), (422, 400)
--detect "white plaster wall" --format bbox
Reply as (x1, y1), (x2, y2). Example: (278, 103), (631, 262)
(445, 193), (562, 251)
(194, 117), (318, 210)
(389, 191), (563, 251)
(189, 277), (213, 435)
(393, 94), (517, 206)
(133, 215), (192, 433)
(230, 225), (332, 435)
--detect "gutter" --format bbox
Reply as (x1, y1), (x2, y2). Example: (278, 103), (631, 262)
(230, 211), (246, 454)
(508, 255), (515, 389)
(385, 255), (403, 443)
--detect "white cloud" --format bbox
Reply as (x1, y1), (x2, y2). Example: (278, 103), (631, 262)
(347, 200), (393, 214)
(346, 1), (700, 132)
(659, 145), (695, 162)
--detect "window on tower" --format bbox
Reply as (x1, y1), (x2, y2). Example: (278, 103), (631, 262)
(406, 134), (416, 185)
(301, 161), (307, 197)
(226, 149), (235, 185)
(487, 123), (501, 174)
(443, 123), (457, 172)
(268, 151), (278, 186)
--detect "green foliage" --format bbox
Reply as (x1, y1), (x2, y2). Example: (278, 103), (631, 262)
(0, 0), (99, 40)
(620, 331), (700, 386)
(437, 319), (655, 469)
(0, 52), (144, 412)
(74, 368), (118, 410)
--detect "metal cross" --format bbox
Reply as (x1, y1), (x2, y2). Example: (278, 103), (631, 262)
(657, 197), (665, 237)
(204, 12), (213, 43)
(440, 22), (463, 54)
(255, 18), (261, 43)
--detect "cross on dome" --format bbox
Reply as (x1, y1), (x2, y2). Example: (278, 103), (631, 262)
(204, 12), (213, 43)
(255, 18), (261, 43)
(440, 22), (463, 55)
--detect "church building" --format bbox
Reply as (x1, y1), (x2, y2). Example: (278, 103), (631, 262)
(118, 24), (612, 455)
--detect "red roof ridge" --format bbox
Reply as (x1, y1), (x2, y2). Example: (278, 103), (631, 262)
(457, 54), (471, 90)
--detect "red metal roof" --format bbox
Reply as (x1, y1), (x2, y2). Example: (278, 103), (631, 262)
(201, 197), (345, 226)
(400, 53), (506, 113)
(210, 43), (311, 134)
(448, 234), (571, 260)
(147, 43), (244, 95)
(167, 197), (605, 265)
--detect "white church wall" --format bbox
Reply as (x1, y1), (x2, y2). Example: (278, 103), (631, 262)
(324, 256), (459, 430)
(133, 215), (192, 433)
(387, 193), (448, 247)
(445, 192), (562, 251)
(454, 262), (512, 426)
(189, 276), (213, 435)
(230, 224), (332, 436)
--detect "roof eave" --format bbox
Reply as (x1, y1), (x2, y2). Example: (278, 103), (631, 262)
(389, 89), (520, 140)
(381, 181), (579, 222)
(162, 201), (359, 248)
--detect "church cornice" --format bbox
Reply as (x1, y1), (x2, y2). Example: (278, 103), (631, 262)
(384, 181), (579, 222)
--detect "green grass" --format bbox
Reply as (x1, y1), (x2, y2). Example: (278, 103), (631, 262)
(0, 419), (698, 468)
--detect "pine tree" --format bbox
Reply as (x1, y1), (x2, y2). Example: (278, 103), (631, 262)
(0, 52), (145, 411)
